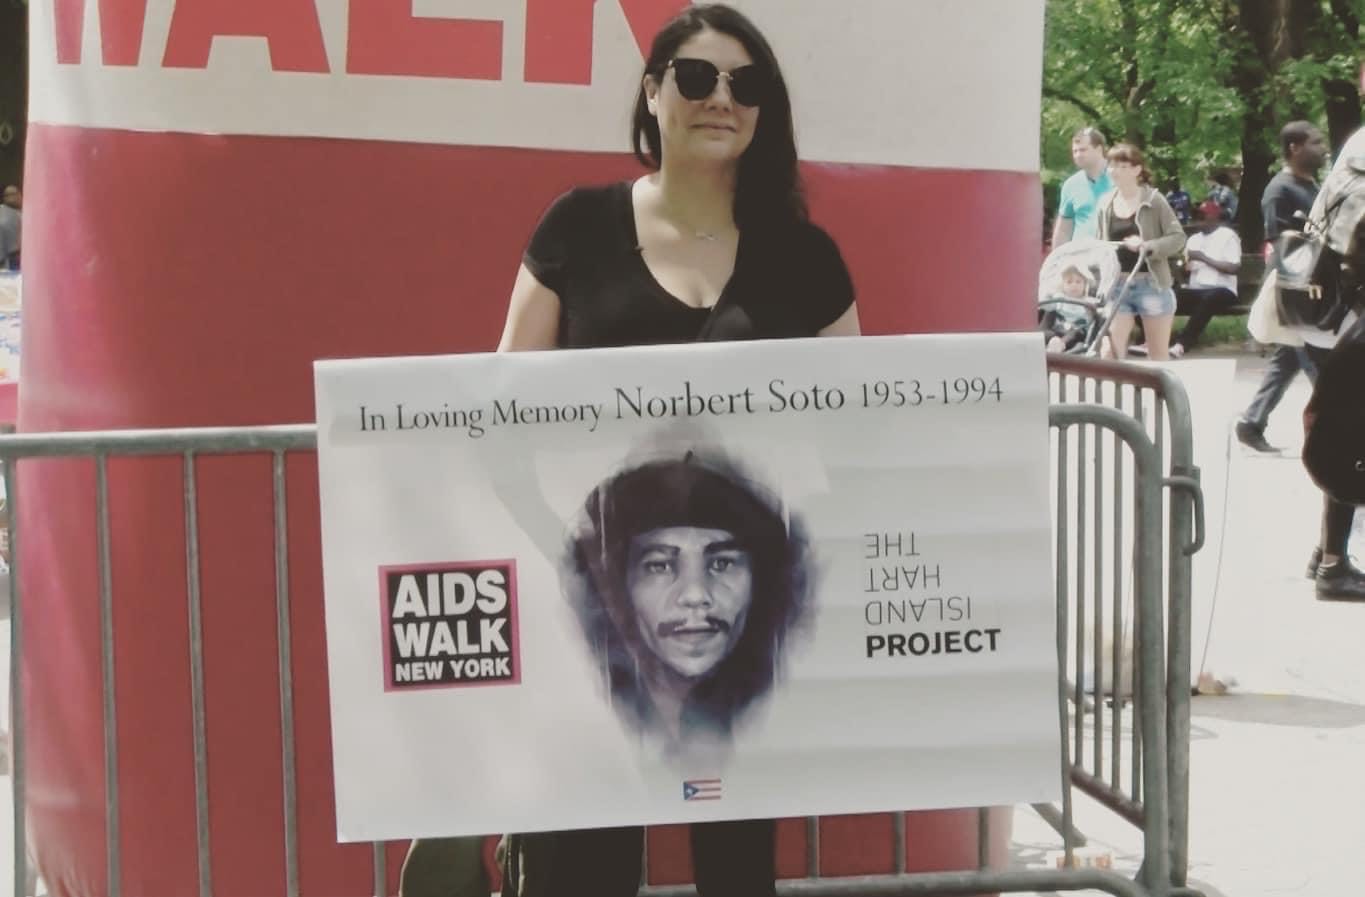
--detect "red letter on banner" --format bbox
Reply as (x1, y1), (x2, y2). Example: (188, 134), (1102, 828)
(347, 1), (502, 81)
(162, 0), (329, 73)
(523, 0), (593, 85)
(54, 0), (151, 66)
(523, 0), (687, 85)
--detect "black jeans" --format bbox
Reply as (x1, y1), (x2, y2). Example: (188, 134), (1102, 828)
(501, 819), (776, 897)
(1321, 494), (1356, 559)
(1241, 343), (1319, 431)
(1304, 343), (1358, 558)
(1174, 286), (1237, 350)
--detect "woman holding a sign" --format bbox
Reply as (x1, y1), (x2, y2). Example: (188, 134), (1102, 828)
(498, 7), (859, 352)
(483, 4), (859, 896)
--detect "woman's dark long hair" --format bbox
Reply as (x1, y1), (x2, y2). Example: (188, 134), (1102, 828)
(630, 3), (807, 231)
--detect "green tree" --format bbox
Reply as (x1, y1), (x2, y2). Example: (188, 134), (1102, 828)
(1042, 0), (1363, 249)
(1042, 0), (1244, 222)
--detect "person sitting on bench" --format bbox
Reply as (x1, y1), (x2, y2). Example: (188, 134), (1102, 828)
(1170, 199), (1241, 357)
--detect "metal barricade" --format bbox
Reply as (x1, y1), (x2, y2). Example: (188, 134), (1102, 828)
(1046, 355), (1206, 897)
(0, 384), (1199, 897)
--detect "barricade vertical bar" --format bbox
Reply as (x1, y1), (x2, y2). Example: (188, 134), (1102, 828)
(1156, 391), (1167, 440)
(1169, 600), (1192, 882)
(1130, 393), (1144, 802)
(1064, 374), (1086, 759)
(183, 452), (214, 897)
(1133, 432), (1171, 895)
(5, 455), (26, 897)
(1154, 401), (1166, 479)
(893, 812), (906, 873)
(976, 808), (989, 870)
(1155, 390), (1168, 815)
(1054, 378), (1077, 869)
(1158, 370), (1198, 890)
(1092, 407), (1105, 779)
(1108, 385), (1130, 797)
(806, 817), (820, 878)
(96, 455), (122, 897)
(373, 844), (387, 897)
(1111, 387), (1124, 787)
(1073, 379), (1088, 768)
(1087, 380), (1099, 685)
(272, 452), (300, 897)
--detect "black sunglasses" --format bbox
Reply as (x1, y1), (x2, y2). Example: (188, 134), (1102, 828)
(667, 58), (769, 108)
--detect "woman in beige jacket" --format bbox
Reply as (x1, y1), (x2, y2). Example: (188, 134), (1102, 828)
(1095, 143), (1187, 360)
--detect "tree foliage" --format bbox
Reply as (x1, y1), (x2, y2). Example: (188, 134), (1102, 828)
(1042, 0), (1363, 248)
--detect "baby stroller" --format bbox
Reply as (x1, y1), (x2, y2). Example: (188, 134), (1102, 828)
(1038, 238), (1146, 355)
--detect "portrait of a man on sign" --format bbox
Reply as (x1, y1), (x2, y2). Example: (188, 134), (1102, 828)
(561, 449), (810, 757)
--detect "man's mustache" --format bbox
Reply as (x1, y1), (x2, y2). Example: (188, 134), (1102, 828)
(657, 616), (731, 637)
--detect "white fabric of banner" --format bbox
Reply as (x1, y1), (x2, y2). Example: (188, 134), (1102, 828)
(314, 333), (1059, 841)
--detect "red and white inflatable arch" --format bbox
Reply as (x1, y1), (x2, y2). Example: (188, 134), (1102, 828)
(20, 1), (1044, 893)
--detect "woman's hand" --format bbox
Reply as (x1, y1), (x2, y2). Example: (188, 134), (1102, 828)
(1122, 235), (1143, 252)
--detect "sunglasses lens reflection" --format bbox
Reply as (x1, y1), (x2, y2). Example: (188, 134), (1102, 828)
(673, 59), (719, 100)
(728, 68), (766, 107)
(671, 59), (766, 107)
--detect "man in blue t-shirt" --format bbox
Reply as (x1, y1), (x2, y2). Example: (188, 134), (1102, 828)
(1052, 127), (1112, 246)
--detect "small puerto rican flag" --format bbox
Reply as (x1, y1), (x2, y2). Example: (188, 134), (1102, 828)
(683, 778), (722, 801)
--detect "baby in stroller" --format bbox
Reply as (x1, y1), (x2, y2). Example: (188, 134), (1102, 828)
(1037, 238), (1120, 355)
(1040, 265), (1097, 353)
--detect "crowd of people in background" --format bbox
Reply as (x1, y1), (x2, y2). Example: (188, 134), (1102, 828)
(1045, 122), (1347, 362)
(1047, 126), (1246, 360)
(1047, 120), (1365, 601)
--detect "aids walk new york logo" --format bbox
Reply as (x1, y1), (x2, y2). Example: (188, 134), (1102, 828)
(683, 779), (722, 801)
(380, 561), (520, 690)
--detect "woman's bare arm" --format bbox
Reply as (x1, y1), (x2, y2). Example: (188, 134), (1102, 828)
(488, 266), (565, 560)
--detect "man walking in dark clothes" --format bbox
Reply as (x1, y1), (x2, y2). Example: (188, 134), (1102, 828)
(1235, 121), (1329, 453)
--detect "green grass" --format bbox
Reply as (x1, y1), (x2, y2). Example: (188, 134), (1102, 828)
(1175, 313), (1249, 347)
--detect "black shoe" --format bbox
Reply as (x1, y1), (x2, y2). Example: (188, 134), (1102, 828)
(1234, 420), (1278, 453)
(1307, 546), (1323, 579)
(1316, 560), (1365, 601)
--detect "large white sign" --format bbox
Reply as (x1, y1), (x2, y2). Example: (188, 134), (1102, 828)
(314, 334), (1060, 841)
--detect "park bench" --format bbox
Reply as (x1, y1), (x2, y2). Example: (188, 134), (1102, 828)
(1169, 244), (1259, 318)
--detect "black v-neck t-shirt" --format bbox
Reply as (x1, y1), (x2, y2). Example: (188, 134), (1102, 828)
(522, 182), (855, 348)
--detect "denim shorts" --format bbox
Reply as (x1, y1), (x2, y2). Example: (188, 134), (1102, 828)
(1113, 273), (1176, 317)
